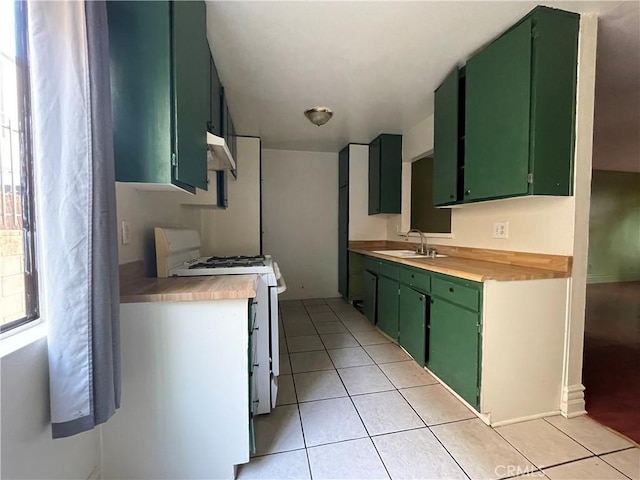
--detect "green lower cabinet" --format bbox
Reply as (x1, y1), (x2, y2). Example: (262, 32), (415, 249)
(398, 285), (428, 366)
(363, 270), (378, 324)
(377, 276), (399, 340)
(249, 416), (256, 454)
(428, 297), (480, 409)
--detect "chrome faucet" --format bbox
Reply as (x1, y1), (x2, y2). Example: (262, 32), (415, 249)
(405, 229), (427, 255)
(405, 229), (438, 257)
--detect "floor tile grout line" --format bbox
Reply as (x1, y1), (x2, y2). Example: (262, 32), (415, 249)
(425, 426), (474, 480)
(599, 445), (639, 456)
(491, 422), (596, 474)
(342, 328), (475, 480)
(289, 300), (491, 477)
(294, 326), (392, 476)
(536, 453), (607, 473)
(278, 300), (637, 479)
(288, 363), (314, 478)
(597, 449), (637, 480)
(278, 300), (473, 478)
(249, 446), (308, 459)
(371, 355), (474, 480)
(540, 415), (604, 456)
(541, 415), (636, 458)
(323, 340), (394, 479)
(304, 434), (375, 451)
(368, 434), (394, 480)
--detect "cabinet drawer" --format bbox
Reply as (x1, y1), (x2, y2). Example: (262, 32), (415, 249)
(378, 261), (400, 281)
(432, 277), (479, 311)
(400, 267), (431, 293)
(364, 257), (379, 274)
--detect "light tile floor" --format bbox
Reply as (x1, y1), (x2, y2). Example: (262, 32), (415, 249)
(238, 298), (640, 480)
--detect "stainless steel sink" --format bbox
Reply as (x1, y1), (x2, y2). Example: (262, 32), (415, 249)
(373, 250), (448, 259)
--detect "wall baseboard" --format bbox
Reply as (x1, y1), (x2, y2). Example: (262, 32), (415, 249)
(561, 384), (587, 418)
(587, 273), (640, 284)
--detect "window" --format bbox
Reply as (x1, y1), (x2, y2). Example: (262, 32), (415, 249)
(410, 156), (452, 234)
(0, 1), (38, 333)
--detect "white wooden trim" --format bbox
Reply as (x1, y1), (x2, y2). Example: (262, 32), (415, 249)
(587, 273), (640, 284)
(561, 384), (587, 418)
(490, 410), (562, 428)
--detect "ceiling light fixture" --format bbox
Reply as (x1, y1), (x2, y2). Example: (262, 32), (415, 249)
(304, 106), (333, 126)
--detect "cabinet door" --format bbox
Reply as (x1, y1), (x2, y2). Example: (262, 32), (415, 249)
(368, 137), (381, 214)
(377, 276), (399, 340)
(464, 18), (532, 202)
(339, 146), (349, 188)
(172, 1), (209, 190)
(208, 53), (222, 136)
(428, 298), (480, 408)
(363, 271), (378, 324)
(216, 171), (228, 209)
(399, 285), (428, 366)
(433, 69), (460, 206)
(107, 1), (172, 185)
(338, 184), (349, 298)
(379, 135), (402, 213)
(229, 112), (238, 179)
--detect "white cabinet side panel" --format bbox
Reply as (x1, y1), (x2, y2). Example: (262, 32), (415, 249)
(348, 144), (389, 240)
(481, 279), (568, 424)
(102, 300), (249, 480)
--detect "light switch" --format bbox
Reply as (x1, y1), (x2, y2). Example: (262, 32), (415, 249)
(121, 220), (131, 245)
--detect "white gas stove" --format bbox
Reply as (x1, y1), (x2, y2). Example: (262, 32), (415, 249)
(171, 254), (274, 276)
(154, 227), (285, 415)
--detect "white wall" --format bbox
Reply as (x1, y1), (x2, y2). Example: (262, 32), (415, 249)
(262, 149), (338, 300)
(1, 337), (100, 479)
(199, 137), (261, 256)
(348, 144), (390, 240)
(115, 184), (201, 272)
(393, 115), (578, 255)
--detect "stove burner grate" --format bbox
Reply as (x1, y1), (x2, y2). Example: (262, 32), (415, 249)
(188, 255), (266, 269)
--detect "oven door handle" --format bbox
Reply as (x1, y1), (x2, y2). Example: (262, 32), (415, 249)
(276, 274), (287, 294)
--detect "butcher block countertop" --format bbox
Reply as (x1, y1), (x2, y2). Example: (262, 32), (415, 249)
(349, 241), (572, 282)
(119, 262), (258, 303)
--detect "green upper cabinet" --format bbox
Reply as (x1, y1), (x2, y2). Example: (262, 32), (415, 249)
(464, 7), (579, 202)
(221, 87), (238, 179)
(208, 53), (222, 137)
(433, 68), (462, 206)
(369, 134), (402, 215)
(339, 146), (349, 188)
(172, 1), (209, 191)
(107, 0), (209, 193)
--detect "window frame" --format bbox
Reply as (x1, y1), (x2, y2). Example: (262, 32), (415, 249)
(1, 0), (39, 334)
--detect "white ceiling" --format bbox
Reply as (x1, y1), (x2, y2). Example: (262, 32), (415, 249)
(206, 1), (632, 153)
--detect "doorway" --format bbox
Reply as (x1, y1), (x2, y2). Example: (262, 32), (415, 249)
(582, 2), (640, 444)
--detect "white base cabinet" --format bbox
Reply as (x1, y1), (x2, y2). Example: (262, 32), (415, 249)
(102, 299), (251, 480)
(479, 278), (568, 425)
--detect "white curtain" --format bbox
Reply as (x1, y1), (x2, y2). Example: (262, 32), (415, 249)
(28, 0), (120, 438)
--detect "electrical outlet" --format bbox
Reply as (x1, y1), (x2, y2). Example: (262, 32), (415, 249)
(492, 221), (508, 239)
(121, 220), (131, 245)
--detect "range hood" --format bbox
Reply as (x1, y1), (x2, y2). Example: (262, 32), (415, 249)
(206, 132), (236, 171)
